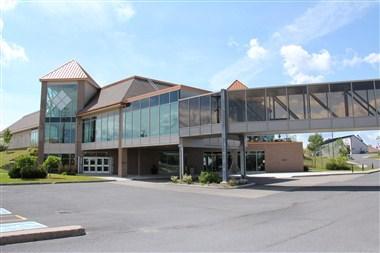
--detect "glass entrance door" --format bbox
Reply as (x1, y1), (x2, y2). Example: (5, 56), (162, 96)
(83, 157), (112, 174)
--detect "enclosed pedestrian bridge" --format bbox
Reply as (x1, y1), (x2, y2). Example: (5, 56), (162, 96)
(179, 79), (380, 137)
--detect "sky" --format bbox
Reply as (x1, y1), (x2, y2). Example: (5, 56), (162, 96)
(0, 0), (379, 147)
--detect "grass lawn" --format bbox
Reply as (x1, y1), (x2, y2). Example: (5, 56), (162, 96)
(0, 149), (30, 169)
(304, 156), (363, 172)
(368, 153), (380, 160)
(0, 168), (105, 184)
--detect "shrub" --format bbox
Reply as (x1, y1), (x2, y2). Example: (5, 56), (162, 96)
(0, 144), (6, 152)
(303, 165), (309, 172)
(198, 171), (221, 184)
(325, 157), (350, 170)
(182, 174), (193, 184)
(21, 166), (47, 179)
(59, 165), (77, 175)
(8, 166), (21, 178)
(27, 147), (38, 156)
(170, 176), (179, 183)
(228, 178), (238, 186)
(42, 155), (61, 173)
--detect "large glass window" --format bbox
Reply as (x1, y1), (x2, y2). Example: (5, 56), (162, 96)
(266, 88), (288, 120)
(288, 86), (307, 120)
(101, 115), (107, 141)
(244, 151), (265, 172)
(179, 100), (189, 128)
(140, 99), (149, 137)
(247, 89), (266, 121)
(83, 117), (96, 143)
(200, 96), (211, 125)
(352, 81), (377, 117)
(329, 83), (352, 118)
(228, 90), (246, 122)
(160, 103), (170, 135)
(376, 81), (380, 114)
(132, 101), (140, 138)
(170, 102), (178, 134)
(211, 95), (221, 124)
(309, 85), (329, 119)
(124, 106), (133, 139)
(189, 97), (200, 127)
(45, 84), (77, 143)
(30, 129), (38, 147)
(159, 151), (179, 175)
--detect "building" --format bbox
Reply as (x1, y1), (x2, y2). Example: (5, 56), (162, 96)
(2, 60), (380, 180)
(320, 135), (368, 157)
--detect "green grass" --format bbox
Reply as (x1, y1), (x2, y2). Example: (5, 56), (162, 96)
(0, 149), (30, 169)
(304, 156), (362, 172)
(368, 153), (380, 160)
(0, 168), (104, 184)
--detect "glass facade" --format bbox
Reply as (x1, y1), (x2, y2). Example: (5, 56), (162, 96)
(309, 85), (329, 119)
(329, 83), (352, 118)
(30, 129), (38, 147)
(247, 89), (266, 121)
(82, 111), (119, 143)
(228, 90), (245, 122)
(179, 94), (219, 127)
(123, 91), (179, 139)
(159, 151), (179, 174)
(267, 88), (288, 120)
(288, 86), (307, 120)
(45, 84), (77, 143)
(352, 81), (377, 117)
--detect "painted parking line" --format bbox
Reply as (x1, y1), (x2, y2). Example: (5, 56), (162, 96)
(0, 215), (27, 223)
(0, 221), (47, 233)
(0, 208), (11, 215)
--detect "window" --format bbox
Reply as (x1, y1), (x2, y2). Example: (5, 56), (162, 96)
(45, 84), (77, 143)
(132, 101), (140, 138)
(266, 88), (288, 120)
(228, 90), (246, 122)
(309, 85), (329, 119)
(189, 97), (200, 126)
(329, 83), (352, 117)
(211, 96), (221, 124)
(124, 106), (133, 139)
(200, 95), (211, 125)
(352, 81), (376, 117)
(30, 129), (38, 146)
(170, 102), (178, 134)
(160, 103), (170, 135)
(140, 99), (149, 137)
(288, 86), (307, 120)
(179, 100), (189, 128)
(247, 89), (266, 121)
(376, 81), (380, 115)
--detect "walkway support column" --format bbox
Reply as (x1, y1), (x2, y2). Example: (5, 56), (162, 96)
(117, 107), (124, 177)
(239, 135), (246, 178)
(220, 89), (228, 183)
(179, 142), (184, 180)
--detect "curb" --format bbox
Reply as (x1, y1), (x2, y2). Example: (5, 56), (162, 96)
(293, 169), (380, 178)
(0, 179), (115, 186)
(0, 225), (85, 245)
(167, 182), (256, 189)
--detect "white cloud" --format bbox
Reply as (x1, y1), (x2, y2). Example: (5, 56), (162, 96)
(0, 0), (17, 11)
(0, 40), (28, 65)
(116, 3), (135, 21)
(0, 18), (3, 32)
(280, 45), (331, 84)
(274, 2), (374, 44)
(227, 37), (239, 48)
(343, 52), (380, 67)
(247, 38), (267, 60)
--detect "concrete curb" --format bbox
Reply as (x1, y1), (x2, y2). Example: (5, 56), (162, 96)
(293, 169), (380, 178)
(167, 182), (256, 189)
(0, 225), (85, 245)
(0, 179), (115, 186)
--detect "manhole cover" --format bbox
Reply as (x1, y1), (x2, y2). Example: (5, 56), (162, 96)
(56, 210), (72, 214)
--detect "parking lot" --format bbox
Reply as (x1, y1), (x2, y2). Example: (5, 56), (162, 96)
(1, 172), (379, 252)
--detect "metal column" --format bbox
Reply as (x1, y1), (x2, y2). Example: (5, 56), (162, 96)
(220, 89), (229, 183)
(239, 135), (246, 178)
(179, 142), (184, 179)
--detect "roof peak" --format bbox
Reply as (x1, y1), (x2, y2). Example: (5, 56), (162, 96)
(40, 60), (100, 88)
(227, 80), (248, 90)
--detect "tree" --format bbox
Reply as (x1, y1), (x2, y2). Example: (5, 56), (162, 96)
(307, 133), (324, 167)
(3, 128), (12, 149)
(337, 139), (350, 158)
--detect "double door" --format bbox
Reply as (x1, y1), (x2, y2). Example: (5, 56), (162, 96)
(83, 157), (112, 174)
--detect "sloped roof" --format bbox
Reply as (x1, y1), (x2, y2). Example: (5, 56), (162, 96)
(322, 135), (365, 145)
(40, 60), (100, 88)
(227, 80), (248, 90)
(2, 111), (40, 134)
(79, 76), (177, 114)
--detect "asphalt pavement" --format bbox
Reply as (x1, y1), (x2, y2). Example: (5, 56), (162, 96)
(1, 172), (379, 252)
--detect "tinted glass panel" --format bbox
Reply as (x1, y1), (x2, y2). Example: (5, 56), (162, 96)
(352, 81), (376, 117)
(170, 91), (178, 103)
(160, 103), (170, 135)
(189, 97), (200, 127)
(228, 90), (246, 122)
(150, 106), (159, 136)
(266, 88), (288, 120)
(211, 96), (221, 124)
(309, 85), (329, 119)
(179, 100), (189, 128)
(288, 86), (307, 120)
(376, 81), (380, 114)
(247, 89), (265, 121)
(200, 96), (211, 125)
(170, 102), (178, 134)
(150, 96), (159, 106)
(329, 83), (352, 117)
(160, 93), (170, 105)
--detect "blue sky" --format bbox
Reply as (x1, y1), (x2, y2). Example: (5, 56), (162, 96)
(1, 0), (379, 147)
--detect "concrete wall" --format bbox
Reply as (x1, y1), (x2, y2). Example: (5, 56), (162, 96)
(248, 142), (304, 172)
(349, 136), (368, 154)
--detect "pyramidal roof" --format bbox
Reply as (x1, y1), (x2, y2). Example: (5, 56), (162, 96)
(227, 80), (248, 90)
(40, 60), (100, 88)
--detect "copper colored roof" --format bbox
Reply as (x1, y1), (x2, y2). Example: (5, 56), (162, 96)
(227, 80), (248, 90)
(2, 111), (40, 134)
(40, 60), (100, 88)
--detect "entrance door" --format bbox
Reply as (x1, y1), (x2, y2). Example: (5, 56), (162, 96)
(83, 157), (112, 174)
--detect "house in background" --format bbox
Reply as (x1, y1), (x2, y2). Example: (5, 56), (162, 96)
(320, 135), (368, 157)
